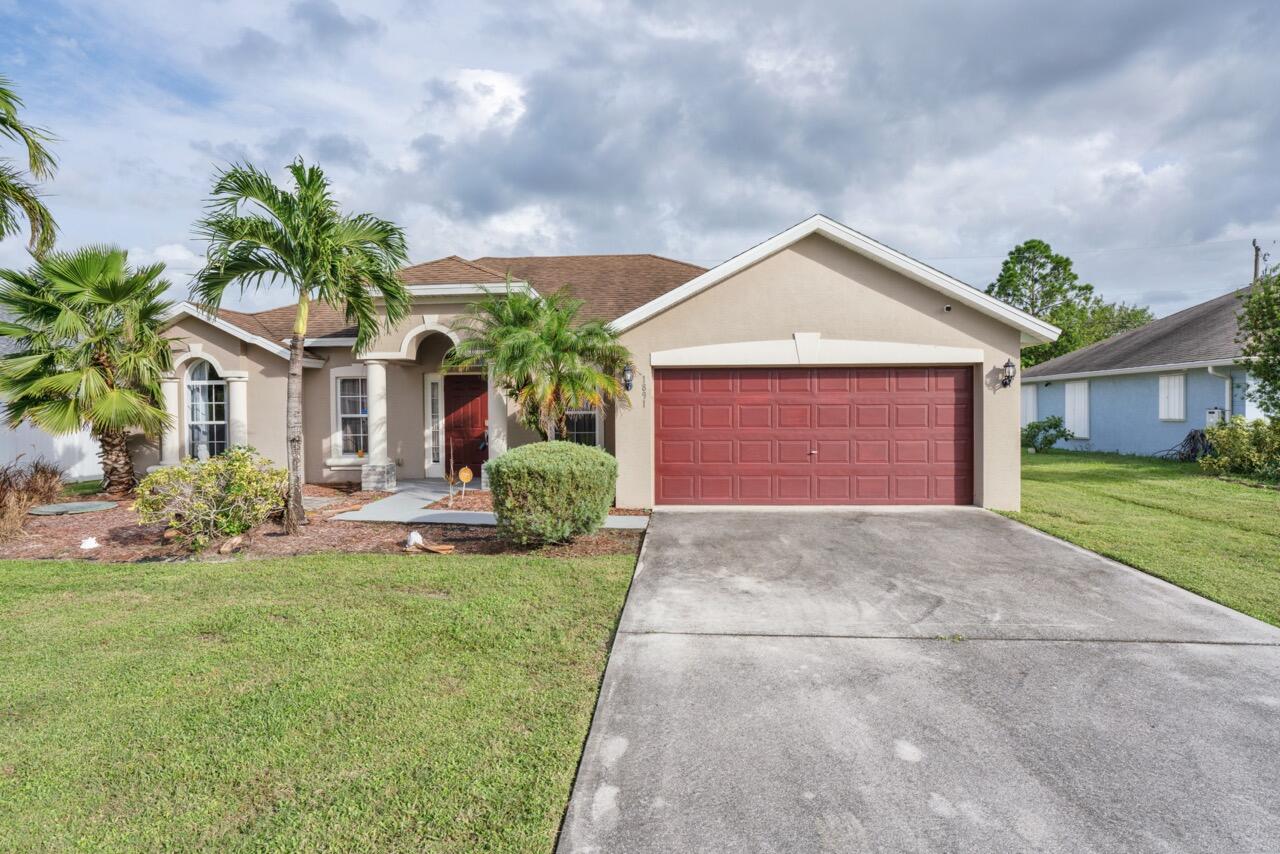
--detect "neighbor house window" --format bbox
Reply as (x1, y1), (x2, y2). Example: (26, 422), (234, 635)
(337, 376), (369, 457)
(561, 409), (603, 447)
(1020, 384), (1038, 427)
(1158, 374), (1186, 421)
(1064, 380), (1089, 439)
(187, 360), (227, 460)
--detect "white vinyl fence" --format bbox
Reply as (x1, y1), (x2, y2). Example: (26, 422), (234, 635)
(0, 420), (102, 481)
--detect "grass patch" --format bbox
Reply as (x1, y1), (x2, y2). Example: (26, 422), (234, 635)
(62, 478), (104, 497)
(0, 552), (634, 852)
(1006, 450), (1280, 627)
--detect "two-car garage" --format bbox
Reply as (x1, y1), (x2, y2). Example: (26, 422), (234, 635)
(653, 366), (974, 505)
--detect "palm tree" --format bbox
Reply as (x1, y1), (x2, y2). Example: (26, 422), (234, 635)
(446, 286), (631, 439)
(0, 75), (57, 256)
(0, 247), (172, 495)
(191, 159), (410, 532)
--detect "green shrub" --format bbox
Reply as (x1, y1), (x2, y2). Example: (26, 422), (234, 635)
(1021, 415), (1074, 452)
(135, 447), (287, 551)
(1201, 417), (1280, 481)
(487, 441), (617, 545)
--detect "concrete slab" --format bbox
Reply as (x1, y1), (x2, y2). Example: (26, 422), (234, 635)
(559, 509), (1280, 854)
(333, 479), (648, 529)
(622, 509), (1278, 643)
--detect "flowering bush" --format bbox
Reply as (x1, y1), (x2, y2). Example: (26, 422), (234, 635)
(134, 447), (286, 551)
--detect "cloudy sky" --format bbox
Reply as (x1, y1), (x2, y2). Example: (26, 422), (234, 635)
(2, 0), (1276, 314)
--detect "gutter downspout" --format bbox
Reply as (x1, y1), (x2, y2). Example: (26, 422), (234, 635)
(1207, 366), (1232, 419)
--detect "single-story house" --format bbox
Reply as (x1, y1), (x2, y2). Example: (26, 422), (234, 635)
(147, 214), (1059, 510)
(1022, 286), (1269, 454)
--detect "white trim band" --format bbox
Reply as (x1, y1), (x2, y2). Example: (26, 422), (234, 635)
(650, 334), (985, 368)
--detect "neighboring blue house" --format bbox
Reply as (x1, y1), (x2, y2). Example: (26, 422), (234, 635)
(1022, 287), (1269, 456)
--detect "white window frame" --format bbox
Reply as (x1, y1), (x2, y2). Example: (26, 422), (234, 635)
(424, 372), (445, 478)
(327, 364), (368, 468)
(1158, 373), (1186, 422)
(1064, 380), (1089, 439)
(185, 359), (228, 460)
(551, 408), (604, 447)
(1020, 383), (1038, 427)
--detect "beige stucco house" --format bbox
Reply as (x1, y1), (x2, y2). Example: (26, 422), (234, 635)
(148, 215), (1058, 510)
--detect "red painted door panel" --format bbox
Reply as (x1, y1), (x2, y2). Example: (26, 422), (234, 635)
(654, 367), (973, 505)
(444, 374), (488, 475)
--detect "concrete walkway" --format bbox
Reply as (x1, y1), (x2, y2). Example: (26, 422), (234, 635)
(559, 508), (1280, 853)
(334, 479), (648, 529)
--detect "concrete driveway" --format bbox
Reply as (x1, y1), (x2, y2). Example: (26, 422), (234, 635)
(558, 509), (1280, 854)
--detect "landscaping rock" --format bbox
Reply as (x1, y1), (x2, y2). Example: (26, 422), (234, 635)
(218, 535), (244, 555)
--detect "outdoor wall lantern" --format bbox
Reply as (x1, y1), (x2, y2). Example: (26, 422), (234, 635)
(1001, 358), (1017, 388)
(623, 364), (635, 392)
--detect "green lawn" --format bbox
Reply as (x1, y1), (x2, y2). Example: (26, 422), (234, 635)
(0, 553), (634, 852)
(1008, 451), (1280, 627)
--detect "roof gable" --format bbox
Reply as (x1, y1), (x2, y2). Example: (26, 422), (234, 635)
(608, 214), (1060, 344)
(1024, 288), (1246, 379)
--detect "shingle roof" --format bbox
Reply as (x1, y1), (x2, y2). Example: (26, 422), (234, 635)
(472, 254), (707, 322)
(1024, 287), (1247, 378)
(399, 256), (508, 286)
(202, 253), (706, 344)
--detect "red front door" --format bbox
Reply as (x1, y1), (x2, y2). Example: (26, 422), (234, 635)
(654, 367), (973, 505)
(444, 374), (488, 476)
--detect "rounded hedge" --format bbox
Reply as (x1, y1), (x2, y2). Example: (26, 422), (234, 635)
(487, 441), (618, 545)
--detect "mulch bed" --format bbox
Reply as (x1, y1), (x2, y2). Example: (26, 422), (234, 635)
(0, 490), (641, 563)
(427, 489), (651, 516)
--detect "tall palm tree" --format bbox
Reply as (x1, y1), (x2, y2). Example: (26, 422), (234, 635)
(0, 247), (172, 495)
(191, 159), (410, 532)
(0, 75), (57, 256)
(446, 286), (630, 439)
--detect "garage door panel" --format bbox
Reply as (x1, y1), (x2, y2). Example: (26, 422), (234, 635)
(654, 367), (973, 505)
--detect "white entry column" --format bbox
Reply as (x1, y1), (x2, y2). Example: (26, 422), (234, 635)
(157, 377), (181, 468)
(226, 374), (249, 448)
(484, 369), (507, 488)
(361, 359), (396, 490)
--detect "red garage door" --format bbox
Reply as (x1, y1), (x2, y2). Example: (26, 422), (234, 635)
(654, 367), (973, 505)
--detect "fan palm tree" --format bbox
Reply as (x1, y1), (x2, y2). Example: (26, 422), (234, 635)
(0, 75), (57, 256)
(446, 285), (631, 439)
(0, 246), (172, 495)
(191, 159), (410, 533)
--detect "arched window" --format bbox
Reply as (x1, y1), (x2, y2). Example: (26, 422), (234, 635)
(187, 360), (228, 459)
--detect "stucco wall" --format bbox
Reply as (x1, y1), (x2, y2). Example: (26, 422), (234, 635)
(166, 316), (289, 467)
(615, 234), (1025, 510)
(1034, 366), (1248, 455)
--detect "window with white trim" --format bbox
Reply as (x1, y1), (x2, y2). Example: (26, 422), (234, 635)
(1158, 374), (1185, 421)
(186, 360), (227, 459)
(1064, 380), (1089, 439)
(337, 376), (369, 456)
(560, 409), (603, 447)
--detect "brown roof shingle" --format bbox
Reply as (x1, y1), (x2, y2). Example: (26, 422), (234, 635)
(471, 254), (706, 322)
(205, 253), (706, 345)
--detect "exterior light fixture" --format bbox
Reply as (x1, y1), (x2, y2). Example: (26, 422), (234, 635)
(623, 364), (635, 392)
(1001, 359), (1017, 388)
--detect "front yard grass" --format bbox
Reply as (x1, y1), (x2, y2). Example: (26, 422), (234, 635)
(1007, 450), (1280, 628)
(0, 552), (634, 852)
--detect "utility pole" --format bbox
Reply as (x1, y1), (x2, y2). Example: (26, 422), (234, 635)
(1254, 238), (1262, 284)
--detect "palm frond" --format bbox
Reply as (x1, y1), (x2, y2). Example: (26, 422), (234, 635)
(0, 162), (56, 255)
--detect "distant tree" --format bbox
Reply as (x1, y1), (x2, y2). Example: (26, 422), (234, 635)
(0, 75), (57, 256)
(986, 239), (1152, 367)
(1238, 266), (1280, 416)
